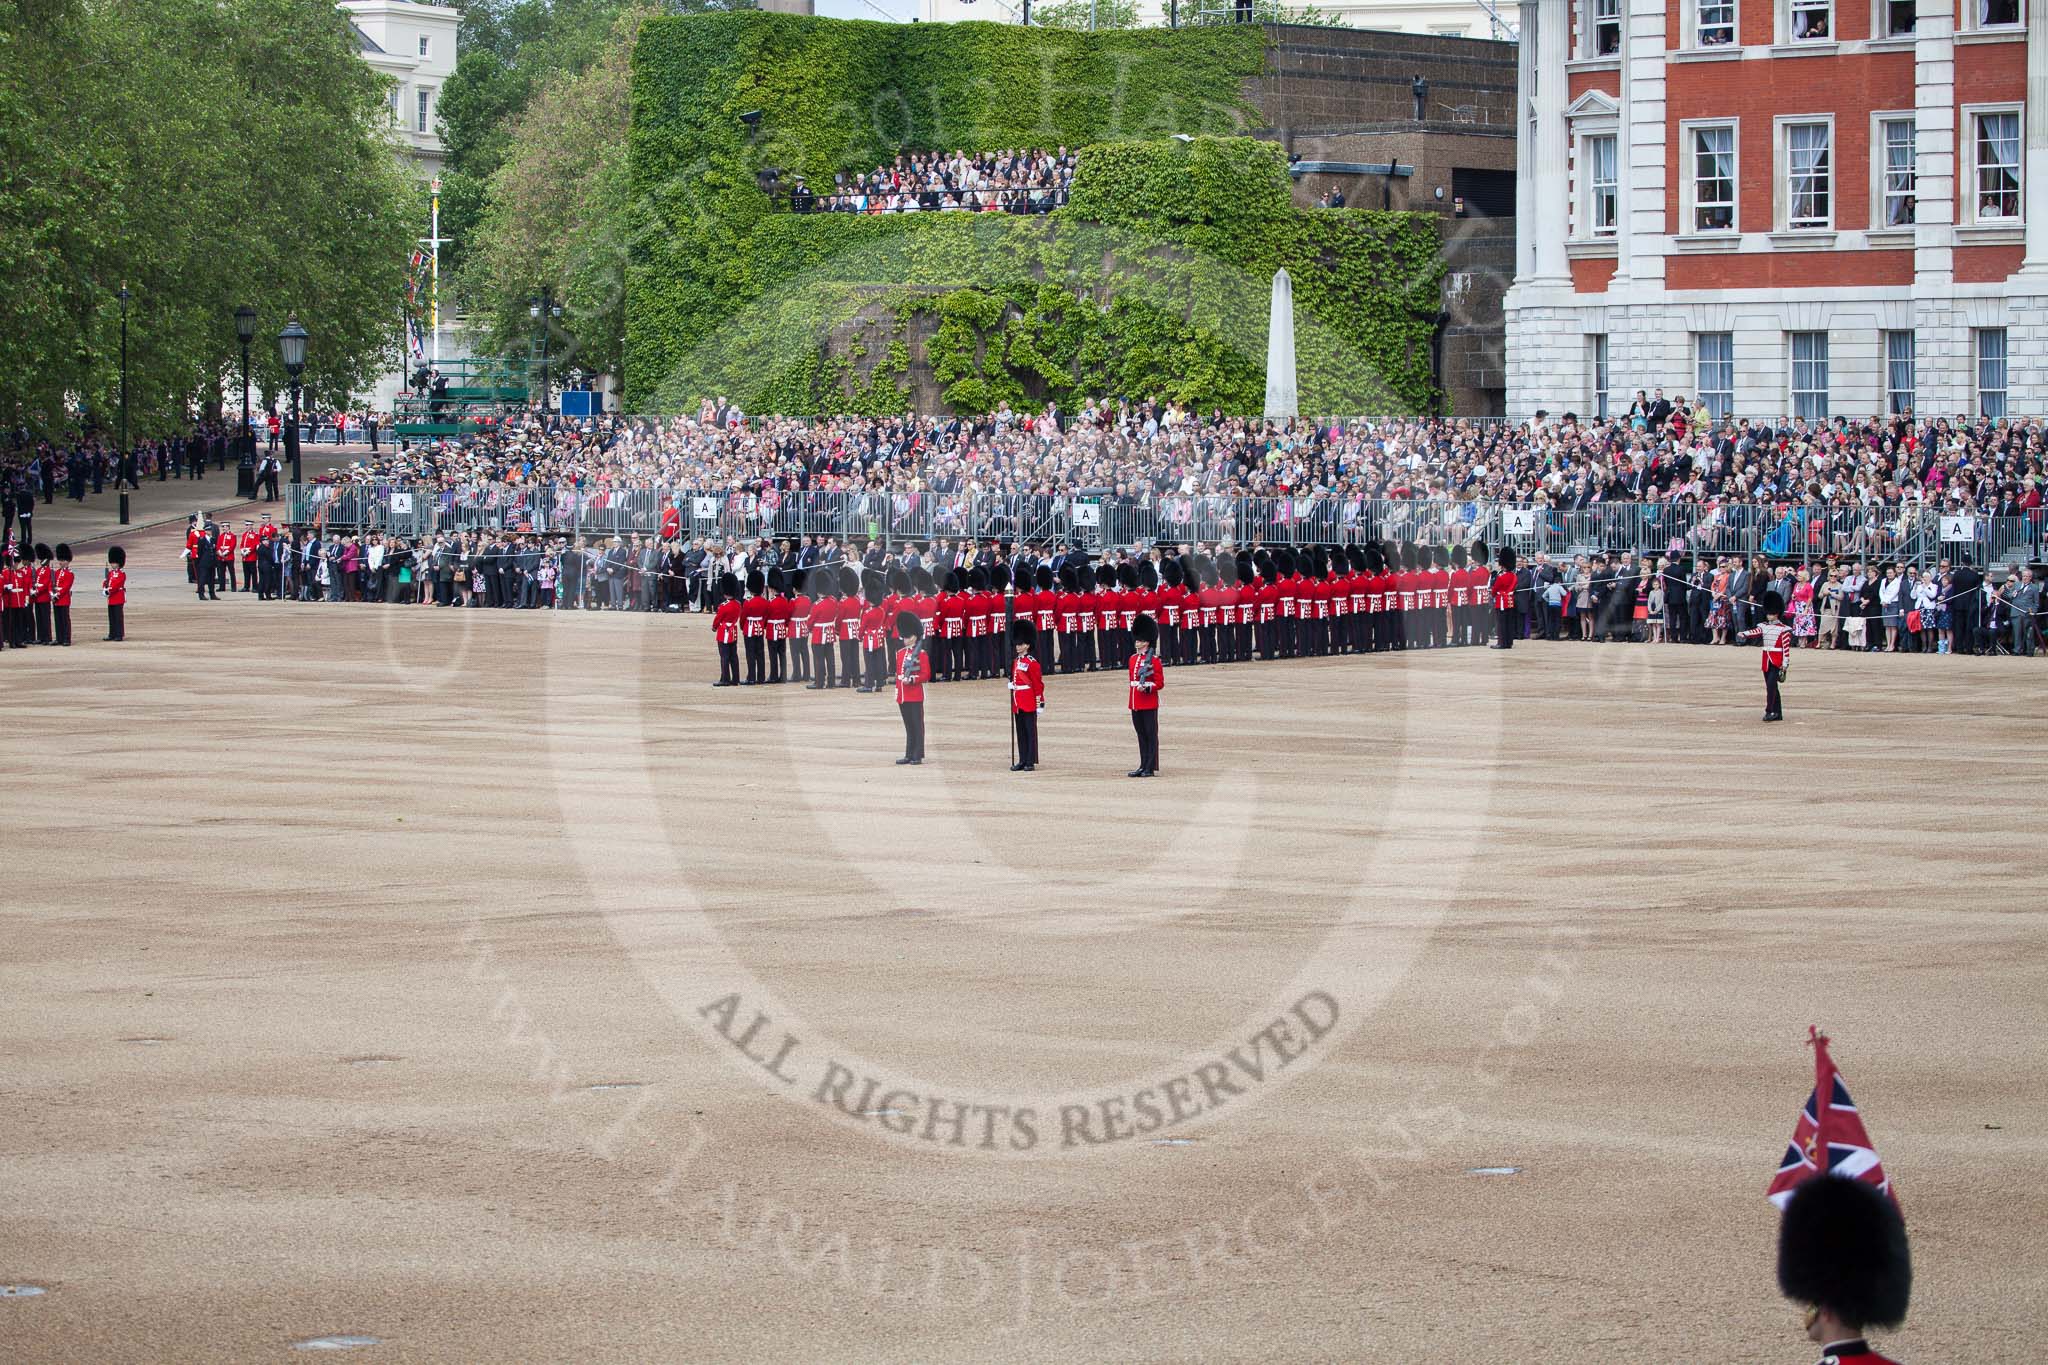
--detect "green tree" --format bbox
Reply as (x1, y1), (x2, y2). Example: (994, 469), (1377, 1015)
(462, 4), (651, 385)
(0, 0), (416, 437)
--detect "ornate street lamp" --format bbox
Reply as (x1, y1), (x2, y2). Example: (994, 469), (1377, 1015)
(278, 315), (308, 486)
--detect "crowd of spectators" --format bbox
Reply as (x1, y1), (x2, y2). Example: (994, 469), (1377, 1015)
(263, 523), (2045, 658)
(313, 397), (2047, 539)
(789, 148), (1075, 216)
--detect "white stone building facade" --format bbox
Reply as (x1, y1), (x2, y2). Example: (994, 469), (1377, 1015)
(341, 0), (460, 176)
(1505, 0), (2048, 421)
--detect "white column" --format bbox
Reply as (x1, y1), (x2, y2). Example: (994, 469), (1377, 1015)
(2017, 0), (2048, 272)
(1531, 0), (1572, 284)
(1513, 0), (1541, 283)
(1913, 0), (1965, 413)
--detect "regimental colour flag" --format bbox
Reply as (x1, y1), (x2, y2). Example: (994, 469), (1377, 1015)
(1767, 1025), (1895, 1209)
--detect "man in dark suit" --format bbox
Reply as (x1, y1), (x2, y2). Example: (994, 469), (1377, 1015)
(1648, 388), (1674, 432)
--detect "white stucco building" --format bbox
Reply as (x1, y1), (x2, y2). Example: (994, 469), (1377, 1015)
(341, 0), (460, 176)
(1505, 0), (2048, 421)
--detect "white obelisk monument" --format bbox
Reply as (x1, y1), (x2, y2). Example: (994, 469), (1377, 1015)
(1264, 268), (1298, 420)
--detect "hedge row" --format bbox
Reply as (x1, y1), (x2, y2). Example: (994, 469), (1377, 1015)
(625, 13), (1446, 415)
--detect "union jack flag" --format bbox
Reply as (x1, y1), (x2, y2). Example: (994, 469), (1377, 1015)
(1767, 1025), (1895, 1209)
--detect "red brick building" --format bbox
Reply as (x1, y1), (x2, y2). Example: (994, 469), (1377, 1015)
(1506, 0), (2047, 419)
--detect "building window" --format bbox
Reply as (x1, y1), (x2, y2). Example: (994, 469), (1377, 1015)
(1698, 0), (1737, 44)
(1790, 331), (1829, 419)
(1585, 135), (1618, 236)
(1696, 333), (1734, 418)
(1690, 124), (1737, 231)
(1785, 120), (1831, 229)
(1975, 0), (2022, 28)
(1882, 0), (1915, 35)
(1589, 0), (1622, 54)
(1879, 117), (1915, 227)
(1971, 110), (2021, 222)
(1789, 0), (1831, 38)
(1884, 331), (1915, 415)
(1977, 328), (2008, 417)
(418, 34), (431, 57)
(416, 88), (431, 133)
(1592, 335), (1611, 419)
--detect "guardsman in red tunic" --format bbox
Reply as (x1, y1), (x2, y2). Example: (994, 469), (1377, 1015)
(1091, 562), (1117, 673)
(31, 543), (54, 645)
(893, 610), (932, 765)
(1008, 619), (1045, 771)
(103, 545), (128, 641)
(0, 548), (24, 648)
(1489, 546), (1518, 649)
(1738, 589), (1793, 721)
(802, 571), (837, 689)
(834, 563), (862, 690)
(935, 569), (964, 682)
(660, 503), (681, 542)
(739, 569), (767, 684)
(1126, 614), (1163, 777)
(1252, 551), (1279, 660)
(239, 520), (260, 592)
(859, 568), (888, 693)
(711, 571), (742, 686)
(786, 569), (813, 684)
(184, 519), (201, 586)
(1010, 565), (1036, 679)
(52, 543), (76, 646)
(1776, 1175), (1910, 1365)
(1031, 565), (1058, 669)
(764, 568), (793, 684)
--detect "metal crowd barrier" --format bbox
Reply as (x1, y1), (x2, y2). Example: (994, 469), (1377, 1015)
(286, 484), (2045, 573)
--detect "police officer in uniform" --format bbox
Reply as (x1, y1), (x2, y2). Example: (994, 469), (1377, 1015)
(1777, 1175), (1910, 1365)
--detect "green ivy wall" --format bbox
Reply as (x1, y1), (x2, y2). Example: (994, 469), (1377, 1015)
(625, 12), (1447, 416)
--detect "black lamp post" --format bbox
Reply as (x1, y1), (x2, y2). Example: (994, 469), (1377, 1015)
(235, 305), (258, 496)
(117, 287), (130, 474)
(528, 287), (561, 416)
(278, 315), (308, 486)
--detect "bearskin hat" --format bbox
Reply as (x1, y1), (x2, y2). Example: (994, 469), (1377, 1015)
(1496, 545), (1517, 571)
(914, 566), (937, 597)
(107, 545), (126, 567)
(1776, 1176), (1910, 1331)
(967, 565), (987, 593)
(1217, 554), (1238, 586)
(717, 571), (740, 602)
(1011, 619), (1037, 648)
(990, 562), (1011, 592)
(1236, 551), (1256, 583)
(1058, 564), (1078, 591)
(1095, 563), (1116, 591)
(34, 542), (51, 562)
(1161, 557), (1183, 588)
(56, 543), (72, 563)
(1132, 614), (1158, 645)
(1118, 561), (1139, 590)
(1178, 552), (1199, 587)
(1761, 588), (1787, 618)
(944, 568), (961, 594)
(896, 610), (923, 639)
(1138, 559), (1159, 590)
(1035, 564), (1054, 592)
(888, 563), (912, 596)
(862, 568), (885, 605)
(745, 569), (765, 596)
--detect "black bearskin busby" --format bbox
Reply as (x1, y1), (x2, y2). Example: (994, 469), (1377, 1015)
(862, 568), (885, 605)
(1217, 554), (1237, 586)
(56, 543), (72, 563)
(1035, 565), (1054, 592)
(1138, 559), (1159, 590)
(107, 545), (126, 568)
(745, 569), (765, 596)
(1496, 545), (1517, 572)
(1132, 614), (1158, 645)
(1058, 564), (1078, 591)
(1776, 1176), (1910, 1333)
(1117, 561), (1139, 590)
(896, 610), (924, 639)
(1761, 589), (1787, 618)
(990, 562), (1010, 592)
(716, 571), (740, 602)
(888, 563), (912, 597)
(1161, 557), (1183, 588)
(34, 542), (51, 563)
(1011, 619), (1037, 649)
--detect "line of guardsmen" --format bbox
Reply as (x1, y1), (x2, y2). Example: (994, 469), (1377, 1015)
(704, 539), (1508, 688)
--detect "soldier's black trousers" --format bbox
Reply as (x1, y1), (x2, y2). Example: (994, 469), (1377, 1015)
(839, 637), (860, 686)
(743, 637), (764, 683)
(1764, 666), (1782, 718)
(1013, 711), (1038, 767)
(54, 605), (71, 646)
(719, 641), (741, 684)
(900, 702), (925, 761)
(1130, 709), (1159, 773)
(810, 642), (833, 687)
(1495, 606), (1515, 646)
(768, 639), (785, 683)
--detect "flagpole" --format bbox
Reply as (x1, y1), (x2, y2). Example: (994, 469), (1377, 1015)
(429, 177), (442, 367)
(1004, 575), (1016, 770)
